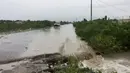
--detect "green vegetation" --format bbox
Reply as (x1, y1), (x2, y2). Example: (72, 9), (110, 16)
(74, 16), (130, 54)
(55, 56), (118, 73)
(56, 56), (101, 73)
(0, 20), (55, 32)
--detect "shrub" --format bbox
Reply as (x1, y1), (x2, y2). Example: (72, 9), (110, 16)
(74, 16), (130, 54)
(56, 56), (101, 73)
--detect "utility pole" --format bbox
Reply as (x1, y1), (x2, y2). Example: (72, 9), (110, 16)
(90, 0), (92, 21)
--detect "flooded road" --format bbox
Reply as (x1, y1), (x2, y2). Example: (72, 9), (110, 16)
(0, 24), (130, 73)
(0, 30), (35, 61)
(0, 24), (79, 60)
(21, 24), (80, 57)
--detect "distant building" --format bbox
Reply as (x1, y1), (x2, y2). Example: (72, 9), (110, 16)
(119, 19), (130, 22)
(118, 19), (130, 24)
(118, 16), (130, 23)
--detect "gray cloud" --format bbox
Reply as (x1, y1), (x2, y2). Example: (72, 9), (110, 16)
(0, 0), (129, 21)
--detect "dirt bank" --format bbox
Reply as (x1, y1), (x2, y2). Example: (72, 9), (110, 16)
(0, 53), (69, 73)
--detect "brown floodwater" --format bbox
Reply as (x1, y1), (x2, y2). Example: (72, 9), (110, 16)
(0, 24), (130, 73)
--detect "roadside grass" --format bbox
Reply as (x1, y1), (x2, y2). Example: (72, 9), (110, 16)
(73, 16), (130, 54)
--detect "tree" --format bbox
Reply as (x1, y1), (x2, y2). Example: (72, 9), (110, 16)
(104, 16), (107, 20)
(83, 18), (87, 22)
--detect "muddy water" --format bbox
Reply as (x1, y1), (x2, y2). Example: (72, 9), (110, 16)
(0, 24), (80, 60)
(21, 24), (80, 57)
(0, 30), (35, 61)
(0, 24), (130, 73)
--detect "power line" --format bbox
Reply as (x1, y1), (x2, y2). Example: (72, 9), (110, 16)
(92, 0), (130, 19)
(88, 0), (130, 20)
(97, 0), (129, 13)
(94, 0), (116, 17)
(95, 0), (115, 14)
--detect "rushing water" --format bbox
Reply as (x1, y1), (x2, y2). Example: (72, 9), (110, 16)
(0, 24), (130, 73)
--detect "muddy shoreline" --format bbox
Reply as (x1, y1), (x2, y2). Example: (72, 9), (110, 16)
(0, 53), (70, 73)
(0, 53), (61, 64)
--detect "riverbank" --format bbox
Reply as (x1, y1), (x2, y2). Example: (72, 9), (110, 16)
(0, 53), (100, 73)
(1, 51), (130, 73)
(0, 53), (64, 73)
(74, 16), (130, 54)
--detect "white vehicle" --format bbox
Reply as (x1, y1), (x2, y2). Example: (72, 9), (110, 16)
(54, 22), (60, 26)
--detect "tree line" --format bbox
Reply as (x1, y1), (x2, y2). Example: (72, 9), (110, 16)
(0, 20), (56, 32)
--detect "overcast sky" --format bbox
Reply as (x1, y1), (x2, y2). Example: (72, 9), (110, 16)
(0, 0), (130, 21)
